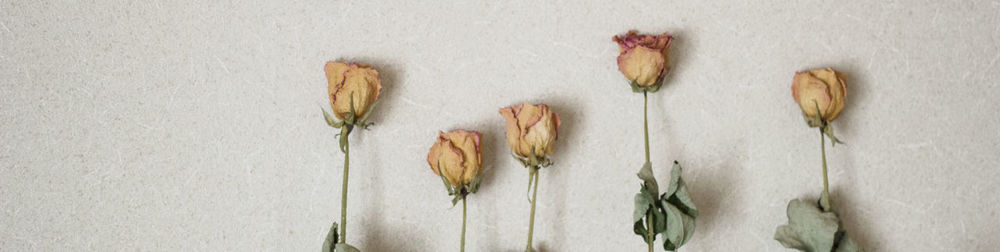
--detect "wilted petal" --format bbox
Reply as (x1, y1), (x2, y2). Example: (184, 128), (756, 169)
(499, 106), (524, 156)
(325, 62), (350, 119)
(792, 68), (847, 127)
(618, 46), (666, 87)
(613, 31), (673, 89)
(793, 71), (833, 118)
(327, 63), (382, 122)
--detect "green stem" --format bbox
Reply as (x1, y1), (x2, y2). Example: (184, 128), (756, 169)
(643, 91), (655, 252)
(647, 213), (655, 252)
(339, 127), (351, 243)
(820, 129), (831, 212)
(643, 91), (650, 163)
(526, 168), (540, 252)
(461, 197), (467, 252)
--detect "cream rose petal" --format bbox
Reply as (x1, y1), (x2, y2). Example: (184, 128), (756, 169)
(793, 72), (833, 118)
(619, 46), (666, 87)
(439, 138), (466, 187)
(499, 106), (524, 156)
(325, 62), (350, 119)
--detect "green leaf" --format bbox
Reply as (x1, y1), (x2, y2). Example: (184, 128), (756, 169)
(680, 211), (696, 246)
(664, 161), (682, 196)
(633, 219), (649, 243)
(637, 161), (658, 197)
(659, 161), (697, 251)
(652, 202), (666, 234)
(633, 193), (653, 223)
(774, 199), (842, 252)
(322, 222), (338, 252)
(667, 180), (699, 217)
(334, 243), (360, 252)
(661, 203), (685, 247)
(835, 234), (860, 252)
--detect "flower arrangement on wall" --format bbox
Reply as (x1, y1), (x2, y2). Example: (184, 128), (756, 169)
(315, 31), (863, 252)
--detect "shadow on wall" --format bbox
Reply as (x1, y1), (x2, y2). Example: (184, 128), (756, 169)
(827, 62), (868, 137)
(662, 28), (692, 90)
(537, 97), (580, 251)
(360, 216), (428, 251)
(832, 187), (876, 251)
(458, 120), (503, 200)
(826, 64), (878, 251)
(678, 137), (746, 249)
(455, 117), (505, 251)
(334, 56), (416, 251)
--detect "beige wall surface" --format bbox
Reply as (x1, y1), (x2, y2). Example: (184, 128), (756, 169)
(2, 1), (999, 251)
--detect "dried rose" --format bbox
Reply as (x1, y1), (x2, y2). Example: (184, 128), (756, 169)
(427, 129), (483, 194)
(499, 103), (562, 167)
(613, 30), (674, 92)
(792, 68), (847, 128)
(325, 61), (382, 125)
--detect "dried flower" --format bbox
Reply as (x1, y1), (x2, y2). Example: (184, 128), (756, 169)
(499, 103), (561, 167)
(427, 130), (483, 194)
(613, 30), (674, 92)
(325, 61), (382, 125)
(792, 68), (847, 128)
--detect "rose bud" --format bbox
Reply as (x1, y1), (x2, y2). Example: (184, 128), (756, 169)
(792, 67), (847, 128)
(499, 103), (562, 167)
(613, 30), (674, 92)
(325, 61), (382, 125)
(427, 130), (484, 195)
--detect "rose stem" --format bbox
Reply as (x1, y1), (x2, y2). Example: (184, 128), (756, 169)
(461, 196), (468, 252)
(644, 92), (651, 163)
(819, 129), (831, 212)
(526, 167), (540, 252)
(339, 126), (351, 243)
(644, 91), (655, 252)
(647, 215), (655, 252)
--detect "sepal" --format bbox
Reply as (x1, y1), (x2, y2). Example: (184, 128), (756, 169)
(626, 68), (669, 93)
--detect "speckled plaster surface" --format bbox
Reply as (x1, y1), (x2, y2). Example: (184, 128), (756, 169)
(2, 1), (999, 251)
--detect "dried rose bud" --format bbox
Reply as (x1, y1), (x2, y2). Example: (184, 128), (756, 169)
(792, 68), (847, 127)
(325, 61), (382, 124)
(613, 30), (674, 92)
(427, 130), (483, 193)
(499, 103), (562, 167)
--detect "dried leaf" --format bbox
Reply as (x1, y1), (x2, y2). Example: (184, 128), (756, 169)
(321, 222), (338, 252)
(774, 199), (840, 251)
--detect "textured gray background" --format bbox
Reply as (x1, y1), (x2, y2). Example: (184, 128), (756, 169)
(2, 0), (999, 251)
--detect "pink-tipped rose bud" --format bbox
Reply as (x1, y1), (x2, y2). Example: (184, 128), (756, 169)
(325, 61), (382, 124)
(792, 68), (847, 127)
(613, 30), (674, 92)
(427, 130), (483, 193)
(499, 103), (562, 167)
